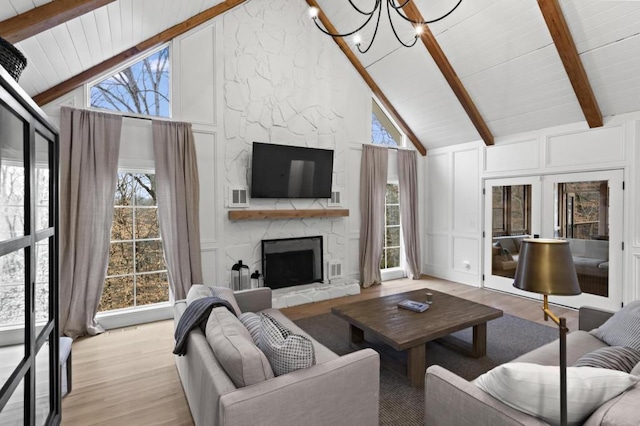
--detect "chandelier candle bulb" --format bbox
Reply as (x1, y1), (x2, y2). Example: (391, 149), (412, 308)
(308, 6), (319, 19)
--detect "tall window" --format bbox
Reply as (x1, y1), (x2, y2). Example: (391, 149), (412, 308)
(99, 172), (169, 312)
(90, 46), (170, 117)
(372, 100), (403, 147)
(381, 183), (401, 269)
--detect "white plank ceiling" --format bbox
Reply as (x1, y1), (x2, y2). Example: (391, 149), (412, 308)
(4, 0), (640, 150)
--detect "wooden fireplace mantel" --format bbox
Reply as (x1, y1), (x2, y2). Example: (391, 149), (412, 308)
(228, 209), (349, 220)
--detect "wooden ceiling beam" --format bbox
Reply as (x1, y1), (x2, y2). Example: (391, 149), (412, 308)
(0, 0), (116, 44)
(305, 0), (427, 156)
(537, 0), (603, 128)
(33, 0), (247, 107)
(401, 2), (494, 146)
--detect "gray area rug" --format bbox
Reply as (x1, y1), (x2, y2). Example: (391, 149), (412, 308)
(294, 312), (558, 426)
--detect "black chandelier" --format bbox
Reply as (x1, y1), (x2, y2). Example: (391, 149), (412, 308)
(309, 0), (462, 54)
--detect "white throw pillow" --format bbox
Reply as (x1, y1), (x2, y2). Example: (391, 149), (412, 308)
(185, 284), (212, 305)
(474, 362), (640, 425)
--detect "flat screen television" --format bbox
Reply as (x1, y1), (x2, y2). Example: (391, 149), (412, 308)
(251, 142), (334, 199)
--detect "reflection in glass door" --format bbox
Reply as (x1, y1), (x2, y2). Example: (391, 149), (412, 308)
(484, 177), (541, 296)
(484, 171), (623, 311)
(545, 171), (623, 311)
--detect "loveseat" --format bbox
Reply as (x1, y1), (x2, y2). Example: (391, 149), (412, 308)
(173, 286), (380, 426)
(424, 304), (640, 425)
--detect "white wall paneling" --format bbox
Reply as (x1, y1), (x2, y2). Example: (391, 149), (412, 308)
(425, 233), (449, 270)
(201, 247), (219, 286)
(453, 148), (480, 234)
(484, 139), (538, 174)
(426, 152), (450, 232)
(452, 236), (479, 274)
(545, 126), (625, 169)
(175, 22), (218, 126)
(194, 130), (218, 244)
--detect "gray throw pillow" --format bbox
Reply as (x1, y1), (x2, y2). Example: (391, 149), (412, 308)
(259, 313), (316, 376)
(574, 346), (640, 373)
(205, 307), (274, 388)
(591, 300), (640, 351)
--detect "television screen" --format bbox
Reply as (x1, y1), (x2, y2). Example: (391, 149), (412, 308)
(251, 142), (334, 199)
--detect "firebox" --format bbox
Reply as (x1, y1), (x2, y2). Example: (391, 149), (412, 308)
(261, 236), (324, 289)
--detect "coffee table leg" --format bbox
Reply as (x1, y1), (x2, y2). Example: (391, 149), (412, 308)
(407, 344), (426, 388)
(349, 324), (364, 343)
(471, 323), (487, 358)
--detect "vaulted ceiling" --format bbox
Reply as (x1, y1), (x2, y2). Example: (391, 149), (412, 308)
(2, 0), (640, 152)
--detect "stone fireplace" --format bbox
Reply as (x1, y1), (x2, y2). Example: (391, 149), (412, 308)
(262, 236), (324, 289)
(261, 236), (360, 308)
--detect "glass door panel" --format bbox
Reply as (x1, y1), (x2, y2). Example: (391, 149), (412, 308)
(484, 177), (541, 295)
(543, 171), (623, 311)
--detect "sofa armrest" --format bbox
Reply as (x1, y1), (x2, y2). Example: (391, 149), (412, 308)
(425, 366), (548, 426)
(234, 287), (272, 312)
(579, 306), (614, 331)
(219, 349), (379, 426)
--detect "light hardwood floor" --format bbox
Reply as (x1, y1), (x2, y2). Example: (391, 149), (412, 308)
(61, 276), (579, 425)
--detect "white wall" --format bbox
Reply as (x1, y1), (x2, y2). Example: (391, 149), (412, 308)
(42, 0), (376, 293)
(424, 113), (640, 304)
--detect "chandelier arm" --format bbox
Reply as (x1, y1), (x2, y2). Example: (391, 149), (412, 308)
(387, 0), (419, 48)
(348, 0), (381, 16)
(392, 0), (463, 24)
(312, 12), (376, 38)
(357, 1), (384, 54)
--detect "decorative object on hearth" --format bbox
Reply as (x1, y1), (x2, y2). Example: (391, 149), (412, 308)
(513, 238), (581, 426)
(0, 36), (27, 81)
(250, 270), (264, 289)
(308, 0), (462, 54)
(231, 260), (250, 291)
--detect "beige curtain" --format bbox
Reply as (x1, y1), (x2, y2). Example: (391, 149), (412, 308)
(359, 145), (388, 288)
(152, 120), (203, 300)
(398, 150), (421, 279)
(59, 107), (122, 339)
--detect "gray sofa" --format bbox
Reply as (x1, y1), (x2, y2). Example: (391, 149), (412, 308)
(425, 306), (640, 425)
(174, 286), (380, 426)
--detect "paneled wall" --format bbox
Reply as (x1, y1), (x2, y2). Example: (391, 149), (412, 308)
(424, 113), (640, 304)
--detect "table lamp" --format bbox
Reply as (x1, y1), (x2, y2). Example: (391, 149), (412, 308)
(512, 238), (581, 426)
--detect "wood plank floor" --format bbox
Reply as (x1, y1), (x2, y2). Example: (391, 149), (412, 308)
(61, 276), (579, 425)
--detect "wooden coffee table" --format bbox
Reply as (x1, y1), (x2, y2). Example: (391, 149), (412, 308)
(331, 289), (503, 388)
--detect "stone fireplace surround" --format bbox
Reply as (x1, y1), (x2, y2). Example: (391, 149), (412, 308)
(262, 236), (360, 308)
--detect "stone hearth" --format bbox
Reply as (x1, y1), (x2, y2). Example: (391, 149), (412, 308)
(272, 279), (360, 309)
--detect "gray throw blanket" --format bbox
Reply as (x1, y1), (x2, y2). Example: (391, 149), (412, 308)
(173, 296), (236, 356)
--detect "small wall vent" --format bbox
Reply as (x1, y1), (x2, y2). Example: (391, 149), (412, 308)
(328, 260), (343, 280)
(229, 186), (249, 208)
(328, 189), (342, 207)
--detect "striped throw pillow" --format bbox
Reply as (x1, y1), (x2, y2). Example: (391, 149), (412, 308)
(591, 300), (640, 351)
(239, 312), (262, 347)
(574, 346), (640, 373)
(259, 313), (315, 376)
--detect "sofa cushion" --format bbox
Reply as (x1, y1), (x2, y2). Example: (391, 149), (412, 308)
(259, 313), (315, 376)
(513, 330), (609, 366)
(583, 383), (640, 426)
(210, 286), (242, 316)
(591, 300), (640, 351)
(205, 307), (274, 388)
(474, 362), (640, 425)
(574, 346), (640, 373)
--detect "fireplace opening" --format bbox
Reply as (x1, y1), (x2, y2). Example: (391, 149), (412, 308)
(262, 236), (323, 289)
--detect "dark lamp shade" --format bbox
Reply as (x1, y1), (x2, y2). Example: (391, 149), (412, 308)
(513, 239), (581, 296)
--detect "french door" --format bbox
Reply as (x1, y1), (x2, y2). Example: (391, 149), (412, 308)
(484, 171), (623, 311)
